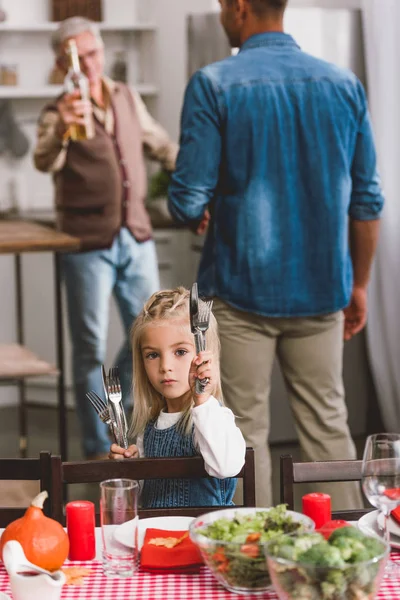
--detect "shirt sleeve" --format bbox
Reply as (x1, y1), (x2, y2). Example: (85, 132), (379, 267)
(168, 70), (223, 228)
(192, 396), (246, 479)
(33, 107), (69, 173)
(349, 81), (384, 220)
(130, 88), (178, 172)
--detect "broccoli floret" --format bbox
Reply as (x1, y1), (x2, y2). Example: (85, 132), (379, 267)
(290, 583), (320, 599)
(348, 564), (375, 589)
(329, 526), (386, 564)
(298, 542), (345, 568)
(328, 526), (365, 543)
(267, 532), (324, 562)
(331, 537), (370, 563)
(320, 581), (337, 600)
(361, 536), (386, 560)
(293, 533), (325, 557)
(267, 534), (295, 557)
(325, 567), (347, 591)
(278, 543), (297, 561)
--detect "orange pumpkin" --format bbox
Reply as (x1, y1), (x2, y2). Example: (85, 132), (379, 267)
(0, 490), (69, 571)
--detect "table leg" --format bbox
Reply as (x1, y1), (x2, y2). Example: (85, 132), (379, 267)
(54, 252), (67, 461)
(15, 254), (27, 458)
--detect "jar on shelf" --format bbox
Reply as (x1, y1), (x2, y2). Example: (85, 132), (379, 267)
(48, 65), (65, 85)
(0, 65), (18, 86)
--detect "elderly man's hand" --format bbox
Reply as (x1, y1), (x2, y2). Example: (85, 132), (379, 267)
(56, 90), (92, 137)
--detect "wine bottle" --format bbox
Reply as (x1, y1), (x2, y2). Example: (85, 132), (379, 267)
(64, 39), (94, 141)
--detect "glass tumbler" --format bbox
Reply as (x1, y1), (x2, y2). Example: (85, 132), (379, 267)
(100, 478), (139, 577)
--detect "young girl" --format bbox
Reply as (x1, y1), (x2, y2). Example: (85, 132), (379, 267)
(110, 286), (246, 508)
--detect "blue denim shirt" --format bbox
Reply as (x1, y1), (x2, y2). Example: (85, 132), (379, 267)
(168, 33), (384, 317)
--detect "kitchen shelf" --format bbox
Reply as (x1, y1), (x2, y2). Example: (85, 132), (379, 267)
(0, 22), (157, 32)
(0, 84), (159, 99)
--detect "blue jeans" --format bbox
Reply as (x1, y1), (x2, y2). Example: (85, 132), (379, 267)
(61, 228), (160, 457)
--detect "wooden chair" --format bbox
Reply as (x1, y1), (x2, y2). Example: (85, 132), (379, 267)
(50, 447), (256, 525)
(280, 454), (369, 521)
(0, 451), (52, 526)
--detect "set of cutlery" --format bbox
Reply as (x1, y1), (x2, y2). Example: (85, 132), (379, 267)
(86, 365), (129, 449)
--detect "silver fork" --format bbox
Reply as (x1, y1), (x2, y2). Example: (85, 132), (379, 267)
(108, 366), (129, 439)
(107, 366), (129, 449)
(196, 298), (214, 350)
(86, 391), (118, 445)
(190, 283), (213, 393)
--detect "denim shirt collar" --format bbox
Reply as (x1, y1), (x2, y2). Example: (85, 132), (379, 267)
(239, 31), (300, 53)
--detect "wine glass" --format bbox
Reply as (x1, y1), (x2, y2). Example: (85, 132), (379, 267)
(361, 433), (400, 576)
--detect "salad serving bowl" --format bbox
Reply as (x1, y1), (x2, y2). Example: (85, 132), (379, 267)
(189, 505), (315, 595)
(265, 527), (389, 600)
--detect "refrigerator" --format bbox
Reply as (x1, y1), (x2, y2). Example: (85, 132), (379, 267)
(187, 7), (377, 444)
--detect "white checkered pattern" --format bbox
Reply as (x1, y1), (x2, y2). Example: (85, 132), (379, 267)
(1, 555), (399, 599)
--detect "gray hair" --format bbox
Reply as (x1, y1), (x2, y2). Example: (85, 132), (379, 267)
(51, 17), (104, 55)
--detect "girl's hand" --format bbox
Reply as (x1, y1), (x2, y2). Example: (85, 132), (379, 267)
(109, 443), (139, 460)
(189, 350), (216, 406)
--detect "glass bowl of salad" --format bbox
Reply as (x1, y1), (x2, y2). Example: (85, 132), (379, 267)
(265, 526), (389, 600)
(189, 505), (315, 594)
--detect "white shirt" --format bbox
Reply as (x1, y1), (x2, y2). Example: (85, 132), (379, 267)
(136, 396), (246, 478)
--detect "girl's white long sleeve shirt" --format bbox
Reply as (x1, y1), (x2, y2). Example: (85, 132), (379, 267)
(136, 396), (246, 478)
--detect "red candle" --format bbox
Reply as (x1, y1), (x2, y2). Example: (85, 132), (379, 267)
(302, 493), (331, 529)
(66, 500), (96, 561)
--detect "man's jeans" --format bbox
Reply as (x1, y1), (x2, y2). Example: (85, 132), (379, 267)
(61, 228), (160, 457)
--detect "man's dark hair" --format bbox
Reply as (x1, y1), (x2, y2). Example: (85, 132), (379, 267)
(246, 0), (288, 17)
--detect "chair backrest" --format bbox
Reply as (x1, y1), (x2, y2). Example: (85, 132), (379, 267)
(280, 454), (369, 521)
(0, 451), (52, 526)
(50, 447), (255, 525)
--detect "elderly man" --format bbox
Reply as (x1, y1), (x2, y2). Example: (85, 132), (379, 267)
(34, 17), (177, 459)
(169, 0), (384, 508)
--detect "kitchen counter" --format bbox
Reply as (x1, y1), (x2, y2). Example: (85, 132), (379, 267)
(0, 201), (183, 231)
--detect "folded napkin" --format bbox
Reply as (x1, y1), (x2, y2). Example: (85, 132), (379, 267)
(391, 506), (400, 525)
(140, 528), (203, 574)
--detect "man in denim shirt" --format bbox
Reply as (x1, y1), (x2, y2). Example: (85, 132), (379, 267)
(168, 0), (384, 508)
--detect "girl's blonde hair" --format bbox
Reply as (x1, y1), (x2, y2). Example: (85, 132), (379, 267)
(130, 287), (223, 439)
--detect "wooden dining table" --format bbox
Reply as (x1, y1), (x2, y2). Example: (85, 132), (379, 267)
(0, 528), (399, 599)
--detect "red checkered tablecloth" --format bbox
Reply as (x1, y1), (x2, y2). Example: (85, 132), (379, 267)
(1, 555), (400, 599)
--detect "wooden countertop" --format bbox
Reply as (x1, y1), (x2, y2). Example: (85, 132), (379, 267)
(0, 207), (185, 232)
(0, 220), (80, 254)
